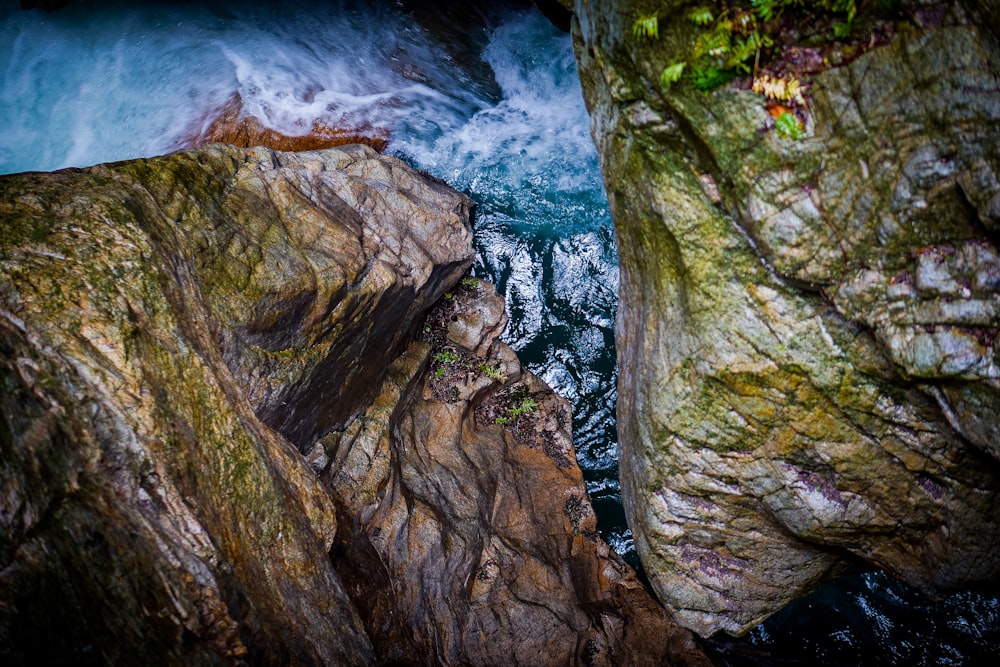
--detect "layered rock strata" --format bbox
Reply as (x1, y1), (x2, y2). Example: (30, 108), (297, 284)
(572, 0), (1000, 636)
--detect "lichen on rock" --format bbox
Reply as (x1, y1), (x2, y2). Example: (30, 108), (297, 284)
(573, 0), (1000, 637)
(1, 139), (712, 665)
(0, 143), (471, 665)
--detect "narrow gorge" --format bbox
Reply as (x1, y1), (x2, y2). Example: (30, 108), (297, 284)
(2, 0), (999, 665)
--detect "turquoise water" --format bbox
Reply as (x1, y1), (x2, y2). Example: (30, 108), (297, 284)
(0, 0), (632, 554)
(2, 1), (997, 663)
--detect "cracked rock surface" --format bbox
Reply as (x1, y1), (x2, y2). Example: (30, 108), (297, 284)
(309, 279), (710, 667)
(573, 0), (1000, 636)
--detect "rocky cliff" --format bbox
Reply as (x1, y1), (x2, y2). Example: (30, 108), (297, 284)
(316, 273), (708, 667)
(573, 0), (1000, 637)
(0, 143), (709, 666)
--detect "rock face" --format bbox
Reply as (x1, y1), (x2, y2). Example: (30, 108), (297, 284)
(312, 278), (709, 667)
(573, 0), (1000, 636)
(1, 142), (711, 665)
(0, 143), (468, 665)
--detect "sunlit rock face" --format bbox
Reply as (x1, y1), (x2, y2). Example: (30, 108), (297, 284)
(572, 0), (1000, 637)
(0, 143), (469, 665)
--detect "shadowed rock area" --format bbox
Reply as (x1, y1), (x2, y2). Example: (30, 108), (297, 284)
(572, 0), (1000, 637)
(1, 142), (710, 665)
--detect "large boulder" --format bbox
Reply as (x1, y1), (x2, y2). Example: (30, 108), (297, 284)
(0, 143), (470, 665)
(312, 277), (710, 667)
(572, 0), (1000, 636)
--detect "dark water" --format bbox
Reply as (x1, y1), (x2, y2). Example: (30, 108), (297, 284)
(1, 0), (998, 663)
(707, 571), (1000, 666)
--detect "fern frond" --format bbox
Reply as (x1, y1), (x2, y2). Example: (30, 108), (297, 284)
(752, 0), (776, 21)
(660, 62), (686, 87)
(632, 15), (659, 40)
(687, 7), (714, 26)
(752, 74), (805, 105)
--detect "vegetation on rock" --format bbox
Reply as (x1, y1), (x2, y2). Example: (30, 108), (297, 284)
(634, 0), (898, 89)
(580, 0), (1000, 638)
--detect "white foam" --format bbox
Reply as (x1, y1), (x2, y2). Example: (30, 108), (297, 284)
(0, 1), (487, 173)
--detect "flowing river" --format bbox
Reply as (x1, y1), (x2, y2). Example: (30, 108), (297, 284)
(1, 0), (997, 663)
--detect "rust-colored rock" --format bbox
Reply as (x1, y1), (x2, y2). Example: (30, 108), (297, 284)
(187, 93), (389, 153)
(311, 280), (712, 667)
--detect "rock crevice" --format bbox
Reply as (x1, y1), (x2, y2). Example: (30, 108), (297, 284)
(1, 143), (709, 665)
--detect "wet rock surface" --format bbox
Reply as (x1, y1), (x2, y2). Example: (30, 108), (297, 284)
(185, 93), (390, 154)
(573, 0), (1000, 637)
(0, 143), (469, 665)
(311, 278), (711, 666)
(1, 142), (710, 665)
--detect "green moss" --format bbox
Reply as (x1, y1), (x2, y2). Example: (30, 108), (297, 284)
(691, 65), (738, 91)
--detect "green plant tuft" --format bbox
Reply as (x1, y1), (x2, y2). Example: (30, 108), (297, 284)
(660, 62), (686, 87)
(435, 350), (461, 364)
(751, 0), (776, 21)
(774, 111), (806, 139)
(692, 65), (738, 92)
(508, 397), (539, 418)
(632, 15), (659, 40)
(633, 0), (887, 93)
(688, 6), (715, 26)
(479, 363), (506, 382)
